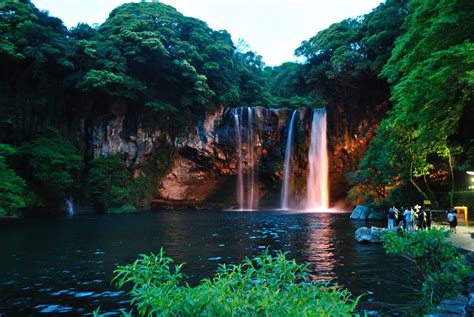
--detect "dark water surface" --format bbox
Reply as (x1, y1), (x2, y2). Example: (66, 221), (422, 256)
(0, 210), (418, 315)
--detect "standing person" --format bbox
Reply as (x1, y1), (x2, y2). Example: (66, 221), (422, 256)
(411, 207), (417, 230)
(394, 206), (400, 225)
(388, 206), (396, 229)
(452, 209), (458, 234)
(447, 208), (458, 234)
(448, 208), (458, 233)
(417, 208), (426, 230)
(399, 206), (406, 228)
(403, 207), (412, 230)
(425, 206), (432, 229)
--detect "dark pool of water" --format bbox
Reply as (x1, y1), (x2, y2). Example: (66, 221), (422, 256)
(0, 210), (419, 315)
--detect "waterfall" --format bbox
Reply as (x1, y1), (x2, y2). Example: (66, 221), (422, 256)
(232, 107), (258, 210)
(247, 107), (257, 210)
(233, 109), (244, 210)
(306, 109), (329, 210)
(66, 197), (74, 216)
(280, 110), (297, 210)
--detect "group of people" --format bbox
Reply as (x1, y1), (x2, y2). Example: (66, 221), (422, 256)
(387, 205), (459, 233)
(387, 205), (432, 230)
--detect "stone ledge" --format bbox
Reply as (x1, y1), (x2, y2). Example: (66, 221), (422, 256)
(354, 226), (401, 243)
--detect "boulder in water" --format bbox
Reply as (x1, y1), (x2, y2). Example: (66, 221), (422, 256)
(367, 210), (385, 220)
(355, 226), (389, 243)
(350, 205), (369, 220)
(350, 205), (385, 221)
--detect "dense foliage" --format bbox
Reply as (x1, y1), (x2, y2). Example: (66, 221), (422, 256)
(349, 0), (474, 207)
(16, 128), (83, 206)
(0, 144), (26, 216)
(295, 0), (408, 102)
(0, 0), (274, 213)
(107, 249), (359, 316)
(0, 0), (472, 213)
(382, 229), (470, 314)
(85, 155), (136, 213)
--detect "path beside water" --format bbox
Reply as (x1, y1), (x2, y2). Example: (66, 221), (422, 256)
(433, 223), (474, 252)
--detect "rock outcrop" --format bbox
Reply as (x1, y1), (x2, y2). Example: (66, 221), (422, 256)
(428, 296), (470, 316)
(92, 100), (172, 168)
(350, 205), (385, 220)
(354, 226), (389, 243)
(92, 105), (300, 205)
(90, 99), (387, 207)
(326, 81), (391, 203)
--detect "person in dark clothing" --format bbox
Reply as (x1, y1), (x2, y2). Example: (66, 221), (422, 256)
(424, 207), (432, 229)
(417, 208), (426, 230)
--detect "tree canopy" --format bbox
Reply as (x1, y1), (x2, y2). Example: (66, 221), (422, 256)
(350, 0), (474, 206)
(0, 0), (472, 213)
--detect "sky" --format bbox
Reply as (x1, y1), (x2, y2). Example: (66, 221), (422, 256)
(32, 0), (384, 66)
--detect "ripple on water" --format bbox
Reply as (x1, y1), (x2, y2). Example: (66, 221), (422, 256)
(91, 291), (124, 298)
(74, 292), (95, 298)
(34, 304), (74, 313)
(51, 289), (74, 296)
(80, 279), (103, 285)
(0, 211), (419, 315)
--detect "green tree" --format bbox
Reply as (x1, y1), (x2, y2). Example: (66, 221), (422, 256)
(85, 155), (135, 212)
(0, 0), (73, 143)
(0, 144), (27, 216)
(263, 62), (313, 108)
(354, 0), (474, 206)
(17, 128), (83, 204)
(295, 0), (408, 99)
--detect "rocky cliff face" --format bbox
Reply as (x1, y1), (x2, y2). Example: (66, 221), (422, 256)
(326, 87), (391, 205)
(91, 100), (386, 208)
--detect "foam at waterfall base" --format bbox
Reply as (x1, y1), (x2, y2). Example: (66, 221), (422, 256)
(224, 206), (350, 214)
(301, 207), (349, 214)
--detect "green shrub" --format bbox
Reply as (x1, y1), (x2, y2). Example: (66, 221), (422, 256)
(17, 128), (83, 204)
(0, 144), (27, 216)
(85, 150), (172, 212)
(110, 249), (360, 316)
(107, 204), (137, 214)
(85, 155), (133, 212)
(382, 229), (470, 313)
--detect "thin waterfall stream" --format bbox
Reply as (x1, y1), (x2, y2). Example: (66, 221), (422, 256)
(280, 110), (297, 209)
(306, 109), (329, 210)
(232, 107), (259, 210)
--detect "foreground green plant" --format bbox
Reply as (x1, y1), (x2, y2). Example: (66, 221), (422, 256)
(382, 229), (470, 314)
(110, 249), (360, 316)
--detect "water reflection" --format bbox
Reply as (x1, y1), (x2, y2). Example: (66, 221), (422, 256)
(0, 211), (418, 316)
(304, 215), (337, 281)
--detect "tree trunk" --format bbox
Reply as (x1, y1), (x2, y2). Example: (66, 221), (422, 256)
(410, 178), (431, 202)
(409, 163), (431, 201)
(423, 174), (439, 208)
(447, 148), (455, 207)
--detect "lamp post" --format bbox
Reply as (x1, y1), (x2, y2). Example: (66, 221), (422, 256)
(467, 171), (474, 190)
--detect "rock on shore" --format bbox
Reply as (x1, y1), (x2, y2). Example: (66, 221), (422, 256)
(355, 226), (397, 243)
(350, 205), (385, 221)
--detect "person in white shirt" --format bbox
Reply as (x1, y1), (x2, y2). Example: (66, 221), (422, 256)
(403, 207), (412, 230)
(447, 208), (457, 234)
